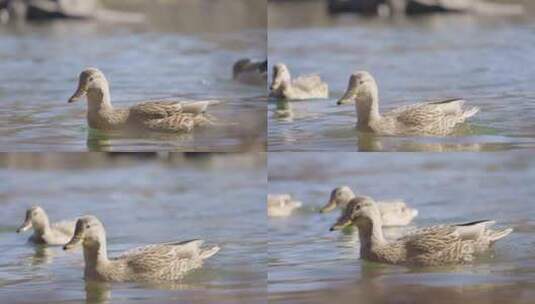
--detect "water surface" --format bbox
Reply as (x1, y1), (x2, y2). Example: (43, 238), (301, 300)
(268, 152), (535, 303)
(0, 153), (266, 304)
(268, 1), (535, 151)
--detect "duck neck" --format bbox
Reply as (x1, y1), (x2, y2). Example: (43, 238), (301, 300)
(357, 216), (386, 257)
(87, 86), (113, 114)
(33, 216), (51, 238)
(83, 240), (109, 276)
(356, 90), (381, 128)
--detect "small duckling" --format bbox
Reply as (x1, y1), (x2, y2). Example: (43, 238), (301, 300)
(270, 63), (328, 100)
(17, 206), (76, 245)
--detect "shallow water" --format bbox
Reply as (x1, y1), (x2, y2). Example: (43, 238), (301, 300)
(0, 1), (266, 152)
(0, 153), (266, 304)
(268, 1), (535, 151)
(268, 152), (535, 303)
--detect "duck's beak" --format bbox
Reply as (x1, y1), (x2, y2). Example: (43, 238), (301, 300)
(336, 89), (356, 105)
(63, 234), (82, 250)
(68, 81), (86, 103)
(329, 214), (353, 231)
(63, 221), (84, 250)
(16, 218), (32, 233)
(319, 200), (337, 213)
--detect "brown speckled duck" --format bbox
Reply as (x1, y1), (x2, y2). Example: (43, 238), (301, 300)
(337, 71), (479, 136)
(68, 68), (220, 132)
(330, 196), (512, 266)
(63, 215), (220, 282)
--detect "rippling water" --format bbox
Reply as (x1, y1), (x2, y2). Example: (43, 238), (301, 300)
(268, 1), (535, 151)
(268, 152), (535, 303)
(0, 0), (266, 152)
(0, 153), (266, 303)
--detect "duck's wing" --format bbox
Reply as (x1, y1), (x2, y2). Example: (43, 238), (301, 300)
(292, 74), (324, 90)
(130, 100), (183, 120)
(118, 239), (205, 273)
(51, 219), (77, 236)
(388, 99), (464, 127)
(400, 224), (460, 253)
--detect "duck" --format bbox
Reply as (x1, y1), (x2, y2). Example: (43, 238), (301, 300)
(337, 71), (479, 136)
(268, 194), (302, 217)
(320, 186), (418, 226)
(330, 196), (513, 266)
(270, 63), (329, 100)
(16, 206), (76, 245)
(68, 67), (221, 132)
(63, 215), (220, 282)
(232, 58), (267, 86)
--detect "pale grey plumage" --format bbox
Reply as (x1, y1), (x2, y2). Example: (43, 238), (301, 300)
(320, 186), (418, 226)
(16, 206), (76, 245)
(270, 63), (329, 100)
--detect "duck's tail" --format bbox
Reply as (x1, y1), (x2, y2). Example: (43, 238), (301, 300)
(489, 227), (513, 243)
(200, 246), (220, 259)
(462, 106), (480, 120)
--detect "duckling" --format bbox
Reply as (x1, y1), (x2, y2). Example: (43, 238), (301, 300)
(63, 215), (220, 282)
(330, 196), (512, 266)
(68, 68), (220, 132)
(270, 63), (328, 100)
(337, 71), (479, 136)
(268, 194), (302, 217)
(320, 186), (418, 226)
(17, 206), (76, 245)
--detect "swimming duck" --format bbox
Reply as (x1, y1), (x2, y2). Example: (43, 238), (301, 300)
(337, 71), (479, 136)
(270, 63), (329, 100)
(63, 215), (220, 282)
(268, 194), (302, 217)
(330, 196), (512, 266)
(68, 68), (220, 132)
(17, 206), (76, 245)
(232, 58), (267, 86)
(320, 186), (418, 226)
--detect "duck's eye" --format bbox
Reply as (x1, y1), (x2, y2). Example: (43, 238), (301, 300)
(88, 77), (94, 82)
(359, 80), (364, 85)
(85, 224), (91, 229)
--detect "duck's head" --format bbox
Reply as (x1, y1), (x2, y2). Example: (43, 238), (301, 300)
(320, 186), (355, 213)
(270, 63), (291, 92)
(17, 206), (48, 233)
(337, 71), (378, 105)
(330, 196), (380, 231)
(68, 68), (109, 103)
(233, 58), (251, 78)
(63, 215), (105, 250)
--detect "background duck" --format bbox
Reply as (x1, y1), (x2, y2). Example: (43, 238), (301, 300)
(330, 196), (513, 266)
(337, 71), (479, 136)
(320, 186), (418, 226)
(17, 206), (76, 245)
(268, 194), (303, 217)
(270, 63), (328, 100)
(68, 68), (221, 133)
(232, 58), (267, 86)
(63, 215), (220, 282)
